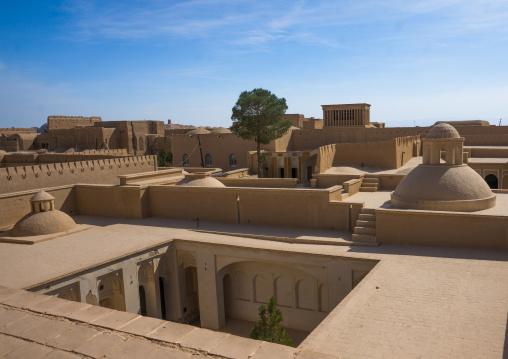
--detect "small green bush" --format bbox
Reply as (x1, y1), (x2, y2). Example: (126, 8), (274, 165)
(250, 296), (294, 347)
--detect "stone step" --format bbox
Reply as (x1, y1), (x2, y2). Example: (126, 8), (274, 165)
(356, 220), (376, 228)
(362, 178), (379, 183)
(359, 187), (377, 192)
(361, 182), (378, 187)
(354, 226), (376, 235)
(359, 213), (376, 220)
(352, 233), (377, 242)
(360, 208), (376, 214)
(364, 174), (379, 179)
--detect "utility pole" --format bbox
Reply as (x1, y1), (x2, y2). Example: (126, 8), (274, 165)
(197, 134), (205, 168)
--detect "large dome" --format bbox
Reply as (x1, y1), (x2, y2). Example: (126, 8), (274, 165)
(392, 165), (495, 211)
(426, 123), (460, 139)
(11, 210), (76, 237)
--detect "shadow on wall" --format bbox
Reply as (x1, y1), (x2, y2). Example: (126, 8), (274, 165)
(73, 216), (350, 241)
(346, 243), (508, 262)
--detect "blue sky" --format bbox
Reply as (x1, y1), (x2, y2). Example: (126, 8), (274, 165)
(0, 0), (507, 129)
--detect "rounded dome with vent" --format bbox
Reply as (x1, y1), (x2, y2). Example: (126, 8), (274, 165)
(209, 127), (232, 134)
(187, 127), (210, 135)
(426, 123), (460, 139)
(176, 172), (225, 187)
(10, 190), (77, 237)
(392, 165), (495, 211)
(11, 211), (77, 237)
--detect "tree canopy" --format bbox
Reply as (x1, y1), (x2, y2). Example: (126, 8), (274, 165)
(231, 88), (291, 177)
(250, 296), (294, 347)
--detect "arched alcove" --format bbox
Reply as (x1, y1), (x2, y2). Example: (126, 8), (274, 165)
(98, 272), (126, 311)
(138, 261), (157, 317)
(485, 174), (498, 189)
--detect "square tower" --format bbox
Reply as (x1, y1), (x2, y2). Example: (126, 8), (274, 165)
(321, 103), (371, 127)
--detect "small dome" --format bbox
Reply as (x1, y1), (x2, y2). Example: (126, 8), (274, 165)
(187, 127), (210, 135)
(176, 172), (225, 187)
(31, 190), (54, 202)
(10, 190), (77, 237)
(11, 211), (76, 237)
(209, 127), (232, 134)
(426, 123), (460, 139)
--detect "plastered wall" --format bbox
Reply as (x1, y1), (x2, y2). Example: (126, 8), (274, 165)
(315, 136), (418, 173)
(148, 185), (363, 231)
(75, 185), (149, 219)
(376, 209), (508, 249)
(290, 125), (508, 151)
(216, 177), (298, 188)
(0, 155), (157, 194)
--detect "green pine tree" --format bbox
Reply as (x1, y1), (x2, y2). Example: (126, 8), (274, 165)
(231, 88), (291, 178)
(250, 296), (294, 347)
(157, 150), (173, 167)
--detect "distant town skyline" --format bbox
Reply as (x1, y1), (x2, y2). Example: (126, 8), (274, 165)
(1, 0), (507, 129)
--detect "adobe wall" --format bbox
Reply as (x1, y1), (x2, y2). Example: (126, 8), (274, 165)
(215, 168), (250, 178)
(466, 147), (508, 158)
(378, 174), (406, 190)
(148, 185), (363, 231)
(0, 155), (157, 194)
(171, 133), (273, 171)
(313, 174), (362, 188)
(216, 177), (298, 188)
(47, 116), (102, 131)
(1, 149), (129, 166)
(75, 185), (149, 219)
(468, 163), (508, 189)
(284, 114), (304, 128)
(0, 128), (36, 136)
(315, 136), (418, 173)
(464, 134), (508, 146)
(95, 120), (164, 154)
(35, 127), (119, 151)
(376, 209), (508, 250)
(273, 130), (294, 152)
(290, 125), (508, 151)
(0, 185), (76, 231)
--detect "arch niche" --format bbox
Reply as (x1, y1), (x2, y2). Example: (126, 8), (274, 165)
(138, 261), (157, 317)
(98, 272), (126, 311)
(485, 174), (498, 189)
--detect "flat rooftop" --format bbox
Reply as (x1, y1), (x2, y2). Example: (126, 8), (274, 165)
(0, 216), (506, 358)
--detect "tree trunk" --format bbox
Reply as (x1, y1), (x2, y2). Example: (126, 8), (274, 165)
(257, 140), (262, 178)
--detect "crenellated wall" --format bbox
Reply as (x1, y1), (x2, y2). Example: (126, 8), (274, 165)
(0, 155), (157, 194)
(1, 149), (129, 166)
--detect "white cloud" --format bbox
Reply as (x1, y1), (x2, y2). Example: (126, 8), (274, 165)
(57, 0), (508, 54)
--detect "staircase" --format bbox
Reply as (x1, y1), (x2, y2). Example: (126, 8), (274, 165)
(360, 175), (379, 192)
(352, 208), (377, 242)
